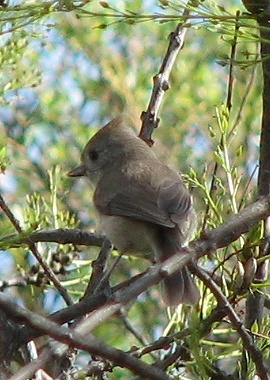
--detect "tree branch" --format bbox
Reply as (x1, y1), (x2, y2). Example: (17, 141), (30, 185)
(0, 293), (171, 380)
(28, 228), (106, 247)
(139, 5), (190, 145)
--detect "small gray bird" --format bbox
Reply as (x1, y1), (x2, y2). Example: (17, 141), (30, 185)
(69, 117), (199, 305)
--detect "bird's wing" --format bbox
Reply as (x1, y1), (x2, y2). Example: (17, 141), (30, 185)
(95, 178), (191, 228)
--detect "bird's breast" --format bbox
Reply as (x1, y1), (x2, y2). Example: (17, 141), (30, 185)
(99, 214), (156, 261)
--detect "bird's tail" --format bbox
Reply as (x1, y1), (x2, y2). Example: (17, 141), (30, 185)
(155, 226), (200, 306)
(162, 266), (200, 306)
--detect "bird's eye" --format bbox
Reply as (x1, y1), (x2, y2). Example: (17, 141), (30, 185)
(89, 149), (99, 161)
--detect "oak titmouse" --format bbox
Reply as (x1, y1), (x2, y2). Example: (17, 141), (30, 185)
(68, 117), (199, 305)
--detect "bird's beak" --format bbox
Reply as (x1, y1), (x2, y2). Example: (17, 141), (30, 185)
(68, 165), (86, 177)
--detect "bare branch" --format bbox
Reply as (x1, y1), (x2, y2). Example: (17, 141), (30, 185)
(199, 196), (270, 250)
(28, 228), (106, 247)
(139, 6), (190, 145)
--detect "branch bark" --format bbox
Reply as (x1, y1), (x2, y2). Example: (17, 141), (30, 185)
(139, 6), (190, 144)
(242, 0), (270, 329)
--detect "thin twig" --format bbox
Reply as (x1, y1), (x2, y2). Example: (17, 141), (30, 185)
(230, 51), (259, 138)
(226, 11), (240, 113)
(0, 277), (28, 291)
(119, 309), (159, 361)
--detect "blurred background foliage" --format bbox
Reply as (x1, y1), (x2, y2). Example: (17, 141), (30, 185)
(0, 0), (268, 378)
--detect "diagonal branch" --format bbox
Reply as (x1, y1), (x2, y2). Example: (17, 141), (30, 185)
(139, 5), (191, 145)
